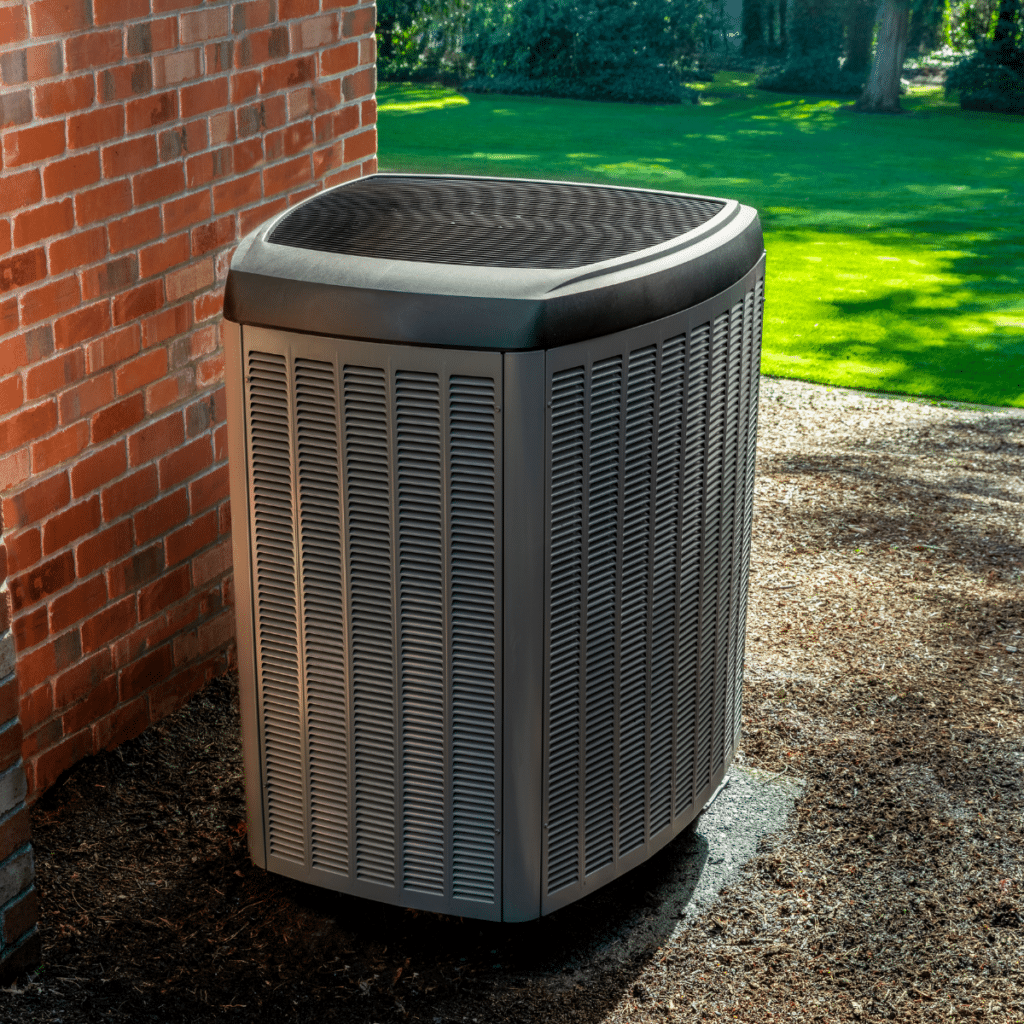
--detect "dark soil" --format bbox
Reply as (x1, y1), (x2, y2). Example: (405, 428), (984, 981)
(3, 379), (1023, 1023)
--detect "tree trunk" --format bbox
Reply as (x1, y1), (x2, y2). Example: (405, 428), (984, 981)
(742, 0), (765, 53)
(993, 0), (1020, 43)
(856, 0), (910, 112)
(778, 0), (787, 51)
(844, 0), (876, 76)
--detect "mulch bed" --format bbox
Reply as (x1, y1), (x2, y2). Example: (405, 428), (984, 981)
(3, 377), (1023, 1023)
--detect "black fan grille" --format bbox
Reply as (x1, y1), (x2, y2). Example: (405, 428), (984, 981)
(268, 175), (726, 270)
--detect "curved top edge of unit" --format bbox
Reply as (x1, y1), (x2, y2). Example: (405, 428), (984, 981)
(223, 173), (765, 350)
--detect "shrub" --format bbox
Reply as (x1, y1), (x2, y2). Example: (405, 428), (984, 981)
(946, 40), (1024, 110)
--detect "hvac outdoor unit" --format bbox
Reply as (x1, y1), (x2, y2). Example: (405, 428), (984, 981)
(223, 174), (765, 922)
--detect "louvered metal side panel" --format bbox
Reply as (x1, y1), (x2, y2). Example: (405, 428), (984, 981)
(448, 376), (500, 903)
(542, 266), (763, 913)
(239, 329), (502, 917)
(395, 371), (446, 897)
(247, 351), (305, 865)
(295, 359), (348, 874)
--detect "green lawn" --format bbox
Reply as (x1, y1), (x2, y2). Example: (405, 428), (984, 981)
(376, 74), (1024, 408)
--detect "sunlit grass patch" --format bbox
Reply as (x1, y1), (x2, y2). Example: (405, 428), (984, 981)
(378, 78), (1024, 406)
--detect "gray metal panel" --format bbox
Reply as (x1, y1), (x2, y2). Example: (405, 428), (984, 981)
(540, 258), (764, 915)
(238, 327), (503, 919)
(501, 351), (546, 921)
(224, 322), (267, 869)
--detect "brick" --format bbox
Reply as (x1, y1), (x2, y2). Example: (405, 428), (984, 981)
(13, 607), (48, 650)
(206, 39), (233, 75)
(82, 595), (137, 654)
(138, 232), (189, 279)
(127, 90), (178, 133)
(194, 290), (223, 322)
(108, 541), (164, 599)
(2, 120), (65, 167)
(28, 0), (91, 34)
(101, 137), (155, 181)
(50, 573), (107, 634)
(158, 436), (210, 490)
(13, 199), (74, 248)
(133, 163), (185, 206)
(5, 529), (40, 576)
(98, 61), (152, 103)
(92, 0), (147, 22)
(100, 468), (157, 531)
(68, 105), (124, 149)
(141, 302), (190, 347)
(4, 472), (69, 532)
(93, 693), (149, 751)
(138, 564), (189, 621)
(0, 298), (18, 335)
(180, 75), (229, 118)
(131, 484), (186, 546)
(0, 169), (42, 217)
(361, 96), (376, 126)
(75, 180), (133, 226)
(266, 121), (313, 161)
(344, 126), (377, 164)
(192, 535), (231, 587)
(0, 374), (23, 416)
(286, 86), (312, 121)
(66, 29), (123, 71)
(231, 0), (273, 32)
(47, 225), (106, 275)
(126, 17), (177, 55)
(358, 35), (375, 65)
(42, 496), (101, 555)
(128, 411), (183, 466)
(57, 372), (114, 424)
(197, 607), (234, 657)
(70, 442), (126, 501)
(2, 42), (61, 84)
(31, 420), (91, 474)
(0, 401), (57, 454)
(80, 326), (136, 374)
(0, 249), (47, 294)
(82, 255), (138, 302)
(180, 7), (229, 42)
(0, 89), (32, 129)
(342, 66), (375, 103)
(33, 728), (93, 794)
(191, 217), (234, 259)
(52, 647), (109, 709)
(313, 141), (342, 180)
(119, 644), (173, 701)
(20, 274), (81, 326)
(239, 197), (286, 237)
(0, 678), (17, 724)
(25, 347), (75, 403)
(33, 74), (95, 117)
(162, 194), (212, 238)
(53, 302), (112, 350)
(91, 393), (146, 445)
(293, 12), (338, 51)
(261, 57), (315, 94)
(3, 887), (39, 946)
(0, 808), (31, 866)
(108, 207), (163, 255)
(76, 521), (133, 584)
(231, 68), (261, 104)
(0, 220), (9, 257)
(9, 552), (74, 612)
(0, 5), (29, 44)
(211, 171), (260, 215)
(112, 280), (164, 326)
(146, 369), (194, 414)
(188, 324), (217, 359)
(166, 258), (214, 302)
(16, 640), (55, 693)
(186, 146), (234, 188)
(150, 48), (199, 90)
(320, 41), (357, 77)
(342, 5), (375, 37)
(59, 674), (116, 736)
(116, 348), (168, 397)
(236, 100), (265, 138)
(166, 507), (217, 566)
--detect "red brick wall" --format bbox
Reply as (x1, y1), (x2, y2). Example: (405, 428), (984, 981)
(0, 0), (378, 802)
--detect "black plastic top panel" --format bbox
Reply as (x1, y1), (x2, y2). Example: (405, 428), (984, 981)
(224, 174), (764, 351)
(268, 175), (726, 269)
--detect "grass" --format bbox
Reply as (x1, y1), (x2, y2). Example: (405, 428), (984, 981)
(376, 74), (1024, 408)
